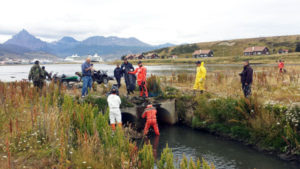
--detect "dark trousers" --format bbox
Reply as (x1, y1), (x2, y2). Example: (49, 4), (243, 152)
(242, 83), (251, 97)
(33, 81), (43, 89)
(116, 77), (121, 88)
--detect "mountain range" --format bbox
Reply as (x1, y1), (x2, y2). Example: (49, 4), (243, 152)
(0, 29), (174, 61)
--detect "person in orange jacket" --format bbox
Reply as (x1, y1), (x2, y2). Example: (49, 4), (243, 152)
(142, 104), (160, 136)
(129, 61), (148, 98)
(278, 60), (284, 73)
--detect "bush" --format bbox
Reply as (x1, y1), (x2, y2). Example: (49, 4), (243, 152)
(230, 126), (250, 140)
(147, 75), (163, 97)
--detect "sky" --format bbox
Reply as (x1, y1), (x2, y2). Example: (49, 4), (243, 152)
(0, 0), (299, 45)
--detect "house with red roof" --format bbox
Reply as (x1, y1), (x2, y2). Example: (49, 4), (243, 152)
(193, 49), (214, 58)
(243, 46), (269, 56)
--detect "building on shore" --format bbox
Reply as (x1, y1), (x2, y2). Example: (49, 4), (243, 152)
(193, 50), (214, 58)
(168, 55), (178, 59)
(145, 53), (159, 59)
(278, 49), (289, 54)
(125, 54), (145, 60)
(243, 46), (270, 56)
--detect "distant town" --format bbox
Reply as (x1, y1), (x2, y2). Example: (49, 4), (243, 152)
(0, 53), (103, 65)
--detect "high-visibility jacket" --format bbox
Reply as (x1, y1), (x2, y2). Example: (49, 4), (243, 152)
(142, 105), (159, 136)
(142, 105), (157, 120)
(129, 66), (147, 85)
(193, 62), (206, 91)
(278, 62), (284, 69)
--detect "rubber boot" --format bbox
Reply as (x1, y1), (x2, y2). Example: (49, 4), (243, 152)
(117, 123), (122, 129)
(111, 124), (116, 131)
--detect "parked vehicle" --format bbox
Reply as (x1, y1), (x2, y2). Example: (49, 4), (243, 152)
(93, 70), (114, 84)
(52, 73), (80, 88)
(76, 70), (114, 85)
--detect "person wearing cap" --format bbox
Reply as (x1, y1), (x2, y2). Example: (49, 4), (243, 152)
(81, 58), (93, 97)
(121, 58), (136, 95)
(107, 87), (122, 130)
(129, 61), (148, 98)
(193, 61), (206, 94)
(28, 60), (43, 89)
(142, 104), (160, 136)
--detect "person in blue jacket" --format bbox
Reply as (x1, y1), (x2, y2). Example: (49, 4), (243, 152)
(114, 63), (122, 88)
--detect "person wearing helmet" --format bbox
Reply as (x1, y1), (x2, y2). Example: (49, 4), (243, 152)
(107, 87), (122, 130)
(129, 61), (148, 98)
(193, 61), (206, 94)
(142, 104), (160, 136)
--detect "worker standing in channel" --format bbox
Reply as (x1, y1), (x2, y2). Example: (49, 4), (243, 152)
(278, 60), (285, 73)
(239, 60), (253, 98)
(81, 58), (93, 98)
(121, 58), (136, 95)
(114, 63), (122, 88)
(28, 60), (43, 89)
(193, 61), (206, 94)
(107, 87), (122, 130)
(142, 104), (160, 136)
(129, 61), (148, 98)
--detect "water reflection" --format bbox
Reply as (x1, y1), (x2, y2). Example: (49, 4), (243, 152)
(145, 125), (299, 169)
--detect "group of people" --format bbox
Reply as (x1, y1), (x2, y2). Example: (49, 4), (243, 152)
(113, 58), (148, 97)
(193, 60), (254, 98)
(28, 60), (51, 89)
(28, 57), (263, 136)
(79, 58), (157, 135)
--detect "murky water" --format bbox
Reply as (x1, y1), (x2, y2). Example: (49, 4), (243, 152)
(146, 125), (299, 169)
(0, 63), (277, 82)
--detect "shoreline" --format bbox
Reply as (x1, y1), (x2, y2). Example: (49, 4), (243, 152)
(179, 121), (300, 163)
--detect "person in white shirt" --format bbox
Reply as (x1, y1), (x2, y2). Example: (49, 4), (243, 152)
(107, 88), (122, 130)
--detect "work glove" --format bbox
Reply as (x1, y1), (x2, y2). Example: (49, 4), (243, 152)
(199, 78), (203, 83)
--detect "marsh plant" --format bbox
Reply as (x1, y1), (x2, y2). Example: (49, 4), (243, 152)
(0, 81), (214, 169)
(176, 94), (300, 156)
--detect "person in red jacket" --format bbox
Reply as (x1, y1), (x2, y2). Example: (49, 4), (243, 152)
(142, 104), (160, 136)
(129, 61), (148, 98)
(278, 60), (284, 73)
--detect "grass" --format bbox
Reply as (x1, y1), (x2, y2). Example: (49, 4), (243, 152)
(154, 65), (300, 104)
(175, 94), (300, 155)
(143, 65), (300, 157)
(148, 35), (300, 58)
(0, 81), (215, 169)
(110, 52), (300, 65)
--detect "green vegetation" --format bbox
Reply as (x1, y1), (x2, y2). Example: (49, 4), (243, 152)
(112, 52), (300, 65)
(149, 35), (300, 58)
(0, 81), (214, 169)
(176, 94), (300, 156)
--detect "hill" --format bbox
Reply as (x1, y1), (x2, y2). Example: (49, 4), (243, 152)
(149, 35), (300, 58)
(4, 29), (47, 50)
(2, 29), (175, 60)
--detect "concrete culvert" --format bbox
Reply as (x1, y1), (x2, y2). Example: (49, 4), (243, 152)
(156, 106), (173, 125)
(121, 112), (137, 127)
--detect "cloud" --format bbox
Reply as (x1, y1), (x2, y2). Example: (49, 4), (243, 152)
(0, 0), (299, 44)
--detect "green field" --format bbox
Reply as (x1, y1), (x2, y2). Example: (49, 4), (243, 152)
(112, 52), (300, 65)
(147, 35), (300, 58)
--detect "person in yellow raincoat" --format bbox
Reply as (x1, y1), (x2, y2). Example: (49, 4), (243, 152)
(193, 61), (206, 93)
